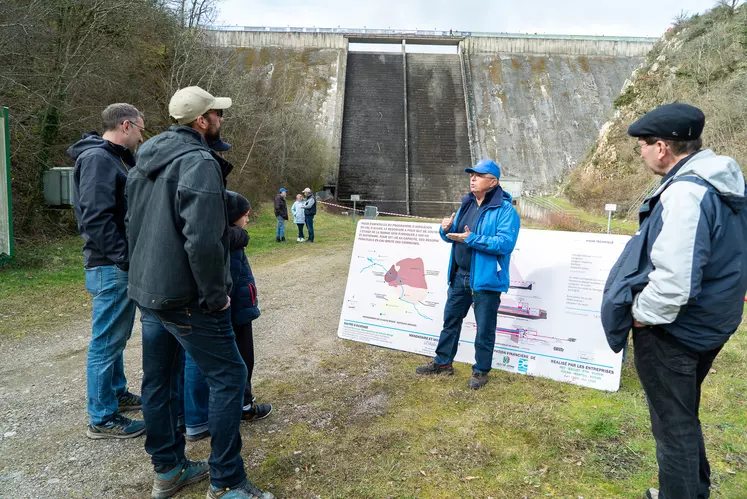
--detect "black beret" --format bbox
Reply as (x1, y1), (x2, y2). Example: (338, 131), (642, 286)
(627, 103), (705, 141)
(225, 190), (250, 223)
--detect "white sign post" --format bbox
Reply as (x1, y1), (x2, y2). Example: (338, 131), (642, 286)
(350, 194), (360, 224)
(605, 204), (617, 234)
(337, 220), (630, 391)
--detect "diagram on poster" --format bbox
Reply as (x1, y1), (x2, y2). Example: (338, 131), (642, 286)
(337, 220), (629, 391)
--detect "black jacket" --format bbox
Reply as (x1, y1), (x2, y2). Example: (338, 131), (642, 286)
(228, 225), (260, 326)
(68, 133), (134, 270)
(126, 126), (231, 312)
(274, 194), (288, 219)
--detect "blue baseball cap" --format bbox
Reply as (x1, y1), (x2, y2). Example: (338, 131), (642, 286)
(208, 137), (232, 152)
(465, 159), (501, 179)
(279, 187), (287, 193)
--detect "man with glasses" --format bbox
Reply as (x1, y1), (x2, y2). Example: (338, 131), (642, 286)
(602, 103), (747, 499)
(126, 86), (274, 499)
(69, 103), (146, 440)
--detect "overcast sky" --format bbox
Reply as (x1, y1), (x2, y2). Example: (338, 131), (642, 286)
(216, 0), (717, 38)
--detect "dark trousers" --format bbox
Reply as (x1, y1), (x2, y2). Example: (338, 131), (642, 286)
(234, 322), (255, 406)
(140, 305), (247, 489)
(296, 223), (305, 239)
(305, 215), (315, 242)
(433, 269), (501, 374)
(633, 326), (722, 499)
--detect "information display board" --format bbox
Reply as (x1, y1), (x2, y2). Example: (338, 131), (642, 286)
(337, 220), (630, 391)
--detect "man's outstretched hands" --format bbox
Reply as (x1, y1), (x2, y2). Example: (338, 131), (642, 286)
(446, 225), (472, 243)
(441, 212), (456, 231)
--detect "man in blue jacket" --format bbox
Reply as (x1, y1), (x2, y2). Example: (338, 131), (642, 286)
(69, 103), (146, 440)
(601, 103), (747, 499)
(416, 159), (520, 390)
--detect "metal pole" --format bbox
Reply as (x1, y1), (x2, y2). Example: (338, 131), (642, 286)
(353, 200), (356, 224)
(607, 211), (612, 234)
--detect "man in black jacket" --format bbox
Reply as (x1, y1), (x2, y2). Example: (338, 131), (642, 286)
(273, 187), (288, 242)
(126, 86), (274, 499)
(69, 103), (146, 440)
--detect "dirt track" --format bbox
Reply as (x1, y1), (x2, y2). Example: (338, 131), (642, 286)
(0, 247), (352, 499)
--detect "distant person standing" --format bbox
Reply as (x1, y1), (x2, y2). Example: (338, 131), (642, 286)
(302, 187), (316, 243)
(415, 159), (520, 390)
(291, 194), (306, 242)
(274, 187), (288, 242)
(69, 103), (146, 440)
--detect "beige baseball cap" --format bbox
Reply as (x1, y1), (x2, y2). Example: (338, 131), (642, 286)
(303, 187), (312, 193)
(169, 86), (232, 125)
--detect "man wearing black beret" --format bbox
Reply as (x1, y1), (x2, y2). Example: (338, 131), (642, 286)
(602, 103), (747, 499)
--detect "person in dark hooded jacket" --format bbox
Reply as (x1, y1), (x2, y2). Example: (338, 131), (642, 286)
(69, 103), (146, 440)
(126, 86), (274, 499)
(226, 192), (272, 420)
(181, 193), (273, 441)
(602, 103), (747, 499)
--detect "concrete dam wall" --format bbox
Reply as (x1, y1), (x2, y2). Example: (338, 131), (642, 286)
(211, 30), (655, 212)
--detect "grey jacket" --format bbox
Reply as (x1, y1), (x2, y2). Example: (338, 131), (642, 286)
(126, 126), (231, 312)
(602, 149), (747, 353)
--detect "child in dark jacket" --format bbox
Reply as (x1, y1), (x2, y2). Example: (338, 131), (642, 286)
(225, 191), (273, 421)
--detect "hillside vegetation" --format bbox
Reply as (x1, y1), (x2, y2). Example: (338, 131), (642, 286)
(565, 2), (747, 217)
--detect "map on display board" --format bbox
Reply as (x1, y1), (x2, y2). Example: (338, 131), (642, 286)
(336, 220), (630, 391)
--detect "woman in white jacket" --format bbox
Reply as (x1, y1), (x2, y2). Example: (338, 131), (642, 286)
(291, 194), (306, 242)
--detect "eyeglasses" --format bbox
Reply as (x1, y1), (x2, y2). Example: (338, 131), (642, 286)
(124, 120), (145, 133)
(633, 143), (641, 155)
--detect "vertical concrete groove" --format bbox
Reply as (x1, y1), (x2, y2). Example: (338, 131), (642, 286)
(402, 40), (411, 215)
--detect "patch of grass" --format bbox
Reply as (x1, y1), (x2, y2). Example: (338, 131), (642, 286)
(549, 197), (639, 234)
(168, 315), (747, 498)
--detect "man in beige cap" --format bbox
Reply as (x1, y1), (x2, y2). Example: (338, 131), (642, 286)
(126, 86), (274, 499)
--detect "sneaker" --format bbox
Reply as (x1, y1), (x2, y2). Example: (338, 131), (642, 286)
(117, 390), (142, 412)
(296, 237), (301, 242)
(151, 459), (209, 499)
(467, 372), (489, 390)
(415, 361), (454, 376)
(645, 489), (659, 499)
(186, 429), (210, 442)
(86, 414), (146, 439)
(207, 479), (275, 499)
(242, 403), (273, 422)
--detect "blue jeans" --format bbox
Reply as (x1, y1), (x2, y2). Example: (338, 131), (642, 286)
(140, 305), (247, 488)
(633, 326), (722, 499)
(276, 216), (285, 239)
(84, 265), (136, 425)
(305, 215), (315, 242)
(183, 352), (210, 436)
(433, 269), (501, 374)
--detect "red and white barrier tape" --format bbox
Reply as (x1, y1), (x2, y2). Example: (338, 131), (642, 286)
(317, 200), (440, 221)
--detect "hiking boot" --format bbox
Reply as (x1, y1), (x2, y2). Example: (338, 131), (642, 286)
(415, 361), (454, 375)
(242, 402), (273, 422)
(186, 429), (210, 442)
(86, 414), (145, 439)
(117, 390), (142, 412)
(645, 489), (659, 499)
(467, 372), (489, 390)
(151, 459), (209, 499)
(207, 479), (275, 499)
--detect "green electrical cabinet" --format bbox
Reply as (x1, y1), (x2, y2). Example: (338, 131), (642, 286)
(0, 106), (13, 263)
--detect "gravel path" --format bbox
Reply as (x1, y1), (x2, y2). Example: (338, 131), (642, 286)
(0, 246), (353, 498)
